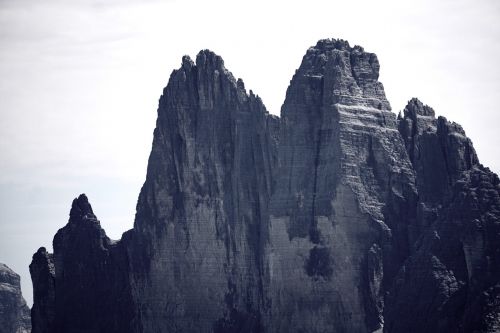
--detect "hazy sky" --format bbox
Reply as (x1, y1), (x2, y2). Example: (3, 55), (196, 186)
(1, 0), (499, 306)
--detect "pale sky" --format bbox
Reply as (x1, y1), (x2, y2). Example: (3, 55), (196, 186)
(1, 0), (499, 306)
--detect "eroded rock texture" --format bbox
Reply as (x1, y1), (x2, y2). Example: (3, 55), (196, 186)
(264, 39), (417, 333)
(0, 263), (31, 333)
(384, 166), (500, 332)
(126, 50), (278, 332)
(384, 99), (499, 332)
(398, 98), (479, 244)
(30, 39), (500, 333)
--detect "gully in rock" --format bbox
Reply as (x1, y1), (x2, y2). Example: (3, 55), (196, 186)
(28, 39), (500, 333)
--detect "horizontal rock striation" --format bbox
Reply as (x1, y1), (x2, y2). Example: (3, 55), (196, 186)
(30, 39), (500, 333)
(0, 263), (31, 333)
(265, 39), (417, 333)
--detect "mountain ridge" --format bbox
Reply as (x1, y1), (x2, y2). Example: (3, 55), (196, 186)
(28, 38), (500, 333)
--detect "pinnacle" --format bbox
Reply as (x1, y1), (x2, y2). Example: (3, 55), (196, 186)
(69, 194), (95, 220)
(404, 98), (435, 117)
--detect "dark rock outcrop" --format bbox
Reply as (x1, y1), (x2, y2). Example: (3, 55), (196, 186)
(29, 247), (55, 333)
(30, 194), (135, 333)
(30, 39), (500, 333)
(383, 99), (498, 332)
(398, 98), (479, 244)
(384, 166), (500, 332)
(0, 263), (31, 333)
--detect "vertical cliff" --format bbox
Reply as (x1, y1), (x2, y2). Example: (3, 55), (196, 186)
(0, 263), (31, 333)
(30, 248), (55, 333)
(264, 39), (417, 333)
(383, 100), (498, 332)
(125, 51), (279, 332)
(384, 165), (500, 332)
(29, 39), (500, 333)
(397, 98), (479, 243)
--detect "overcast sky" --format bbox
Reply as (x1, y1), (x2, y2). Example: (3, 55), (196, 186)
(1, 0), (499, 306)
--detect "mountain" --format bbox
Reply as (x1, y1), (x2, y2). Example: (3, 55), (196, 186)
(0, 263), (31, 333)
(30, 39), (500, 333)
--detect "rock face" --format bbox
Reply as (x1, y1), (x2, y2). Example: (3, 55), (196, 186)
(264, 40), (416, 332)
(30, 39), (500, 333)
(126, 50), (278, 332)
(384, 100), (499, 332)
(0, 263), (31, 333)
(397, 98), (479, 244)
(384, 166), (500, 332)
(30, 195), (135, 333)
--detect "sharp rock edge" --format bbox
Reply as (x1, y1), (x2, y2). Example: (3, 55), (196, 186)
(29, 39), (500, 333)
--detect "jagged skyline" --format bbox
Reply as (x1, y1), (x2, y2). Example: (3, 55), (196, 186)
(0, 0), (499, 307)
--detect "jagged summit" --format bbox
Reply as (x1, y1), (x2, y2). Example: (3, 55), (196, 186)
(289, 38), (390, 111)
(403, 97), (436, 117)
(69, 193), (95, 220)
(309, 38), (364, 53)
(166, 48), (270, 115)
(29, 39), (500, 333)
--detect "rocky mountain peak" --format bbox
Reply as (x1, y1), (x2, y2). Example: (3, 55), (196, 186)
(69, 193), (95, 221)
(403, 97), (436, 117)
(310, 38), (360, 53)
(0, 263), (21, 287)
(287, 38), (390, 112)
(29, 39), (500, 333)
(195, 49), (225, 69)
(0, 263), (31, 333)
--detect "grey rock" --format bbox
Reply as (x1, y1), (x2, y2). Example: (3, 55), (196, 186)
(29, 247), (55, 333)
(29, 39), (500, 333)
(125, 50), (278, 332)
(264, 39), (417, 333)
(398, 98), (479, 246)
(0, 263), (31, 333)
(30, 194), (135, 333)
(384, 166), (500, 332)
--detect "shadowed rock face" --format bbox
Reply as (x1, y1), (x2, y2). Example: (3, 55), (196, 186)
(0, 263), (31, 333)
(384, 166), (500, 333)
(384, 100), (498, 333)
(30, 39), (500, 333)
(398, 98), (479, 245)
(126, 50), (279, 332)
(30, 194), (135, 333)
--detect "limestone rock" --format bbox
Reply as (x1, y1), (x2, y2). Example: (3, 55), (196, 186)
(29, 39), (500, 333)
(30, 194), (135, 333)
(398, 98), (479, 246)
(0, 263), (31, 333)
(264, 39), (417, 333)
(384, 166), (500, 332)
(126, 50), (278, 332)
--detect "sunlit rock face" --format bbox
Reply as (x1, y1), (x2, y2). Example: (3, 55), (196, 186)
(29, 39), (500, 333)
(264, 39), (417, 333)
(0, 263), (31, 333)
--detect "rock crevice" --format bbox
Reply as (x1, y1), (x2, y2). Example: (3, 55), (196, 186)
(29, 39), (500, 333)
